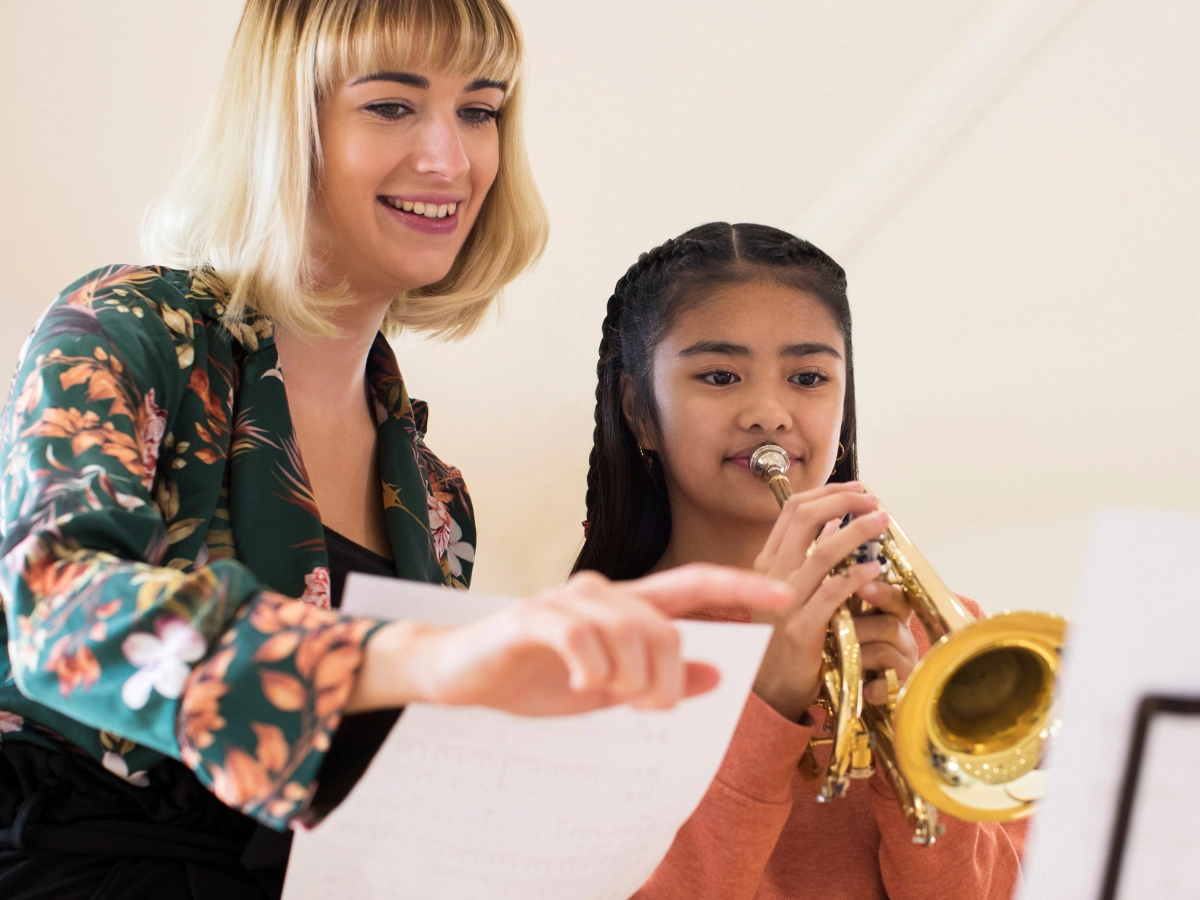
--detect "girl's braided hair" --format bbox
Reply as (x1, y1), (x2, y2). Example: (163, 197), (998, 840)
(572, 222), (858, 580)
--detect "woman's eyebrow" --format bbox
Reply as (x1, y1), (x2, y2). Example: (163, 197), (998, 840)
(466, 77), (507, 92)
(780, 342), (842, 360)
(679, 340), (750, 357)
(347, 73), (507, 93)
(351, 71), (429, 88)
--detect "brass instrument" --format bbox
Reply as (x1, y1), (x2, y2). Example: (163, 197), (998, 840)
(748, 444), (1066, 845)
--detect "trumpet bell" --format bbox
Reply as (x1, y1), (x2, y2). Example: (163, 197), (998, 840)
(892, 610), (1067, 822)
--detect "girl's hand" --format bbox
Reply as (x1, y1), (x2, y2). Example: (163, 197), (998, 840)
(347, 564), (793, 716)
(749, 482), (892, 721)
(854, 580), (918, 706)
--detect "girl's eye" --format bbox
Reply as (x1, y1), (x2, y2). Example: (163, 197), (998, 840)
(459, 107), (501, 127)
(790, 372), (827, 388)
(365, 101), (410, 121)
(700, 371), (739, 387)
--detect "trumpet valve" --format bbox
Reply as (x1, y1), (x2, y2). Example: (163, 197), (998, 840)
(849, 728), (875, 780)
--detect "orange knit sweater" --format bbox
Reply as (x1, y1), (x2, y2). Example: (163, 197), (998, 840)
(633, 601), (1026, 900)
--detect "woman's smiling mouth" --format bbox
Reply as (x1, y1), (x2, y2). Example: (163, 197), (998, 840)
(378, 195), (462, 234)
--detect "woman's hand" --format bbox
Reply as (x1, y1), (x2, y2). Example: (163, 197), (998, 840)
(855, 580), (918, 707)
(346, 564), (793, 716)
(749, 482), (893, 721)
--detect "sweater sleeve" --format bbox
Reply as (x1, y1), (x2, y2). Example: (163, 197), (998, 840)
(0, 270), (381, 829)
(872, 784), (1026, 900)
(632, 692), (814, 900)
(872, 596), (1026, 899)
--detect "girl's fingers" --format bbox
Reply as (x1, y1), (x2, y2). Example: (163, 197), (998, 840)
(863, 677), (892, 707)
(787, 510), (891, 601)
(859, 641), (909, 675)
(758, 481), (863, 560)
(784, 561), (881, 647)
(856, 581), (911, 619)
(769, 493), (880, 573)
(627, 563), (793, 616)
(852, 610), (906, 646)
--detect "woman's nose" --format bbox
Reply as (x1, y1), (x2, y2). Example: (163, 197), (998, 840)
(411, 114), (471, 181)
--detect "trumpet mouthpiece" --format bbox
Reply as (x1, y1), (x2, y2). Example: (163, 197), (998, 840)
(749, 444), (790, 481)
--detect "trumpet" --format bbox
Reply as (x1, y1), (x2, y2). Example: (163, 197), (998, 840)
(749, 444), (1066, 845)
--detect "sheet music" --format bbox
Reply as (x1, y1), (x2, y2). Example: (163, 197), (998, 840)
(282, 574), (772, 900)
(1019, 510), (1200, 900)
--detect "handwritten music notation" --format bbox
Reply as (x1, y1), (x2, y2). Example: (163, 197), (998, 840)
(282, 576), (771, 900)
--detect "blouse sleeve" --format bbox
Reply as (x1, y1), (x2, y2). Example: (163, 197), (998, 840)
(0, 280), (381, 829)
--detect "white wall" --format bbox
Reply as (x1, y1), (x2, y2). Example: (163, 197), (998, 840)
(3, 0), (1196, 616)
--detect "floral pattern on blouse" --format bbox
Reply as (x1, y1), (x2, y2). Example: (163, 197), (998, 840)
(0, 265), (475, 829)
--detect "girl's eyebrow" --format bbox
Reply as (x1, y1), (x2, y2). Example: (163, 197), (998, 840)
(781, 342), (842, 360)
(679, 340), (749, 357)
(349, 72), (507, 93)
(678, 340), (842, 360)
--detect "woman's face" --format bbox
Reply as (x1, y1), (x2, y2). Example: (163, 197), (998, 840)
(638, 280), (847, 526)
(311, 69), (504, 300)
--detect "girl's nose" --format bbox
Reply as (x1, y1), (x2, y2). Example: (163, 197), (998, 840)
(738, 389), (794, 433)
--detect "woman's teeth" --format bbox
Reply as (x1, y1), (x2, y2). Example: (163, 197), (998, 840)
(385, 198), (457, 218)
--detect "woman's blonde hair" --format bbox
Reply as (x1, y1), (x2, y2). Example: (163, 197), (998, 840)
(143, 0), (548, 339)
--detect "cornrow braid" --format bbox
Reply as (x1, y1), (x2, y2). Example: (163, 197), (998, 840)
(578, 235), (706, 579)
(583, 236), (697, 520)
(573, 222), (859, 579)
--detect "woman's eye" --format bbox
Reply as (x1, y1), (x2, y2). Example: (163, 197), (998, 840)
(459, 107), (501, 127)
(365, 102), (409, 121)
(790, 372), (826, 387)
(700, 371), (739, 386)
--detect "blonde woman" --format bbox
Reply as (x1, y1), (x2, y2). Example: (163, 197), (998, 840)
(0, 2), (791, 896)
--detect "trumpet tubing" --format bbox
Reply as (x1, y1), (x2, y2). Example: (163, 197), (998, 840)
(748, 444), (1066, 842)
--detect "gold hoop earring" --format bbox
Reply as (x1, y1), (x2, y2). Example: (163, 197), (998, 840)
(637, 442), (655, 471)
(835, 442), (846, 464)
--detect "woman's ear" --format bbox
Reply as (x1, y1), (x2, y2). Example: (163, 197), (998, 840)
(619, 373), (658, 452)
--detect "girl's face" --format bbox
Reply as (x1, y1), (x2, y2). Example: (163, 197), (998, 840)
(311, 69), (505, 300)
(637, 280), (847, 526)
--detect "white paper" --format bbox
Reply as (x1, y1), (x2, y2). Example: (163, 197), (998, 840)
(1020, 510), (1200, 900)
(283, 574), (772, 900)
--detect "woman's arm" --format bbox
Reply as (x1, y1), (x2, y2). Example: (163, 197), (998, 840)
(346, 565), (795, 717)
(0, 276), (384, 829)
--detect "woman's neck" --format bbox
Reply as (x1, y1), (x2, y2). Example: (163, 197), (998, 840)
(273, 299), (390, 406)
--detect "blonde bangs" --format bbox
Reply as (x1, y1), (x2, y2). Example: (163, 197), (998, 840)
(314, 0), (523, 99)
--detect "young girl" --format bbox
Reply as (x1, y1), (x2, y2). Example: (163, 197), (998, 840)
(574, 222), (1025, 899)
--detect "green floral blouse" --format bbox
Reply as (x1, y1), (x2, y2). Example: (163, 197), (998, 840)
(0, 265), (476, 829)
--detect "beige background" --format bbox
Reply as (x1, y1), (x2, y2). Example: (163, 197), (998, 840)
(2, 0), (1197, 617)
